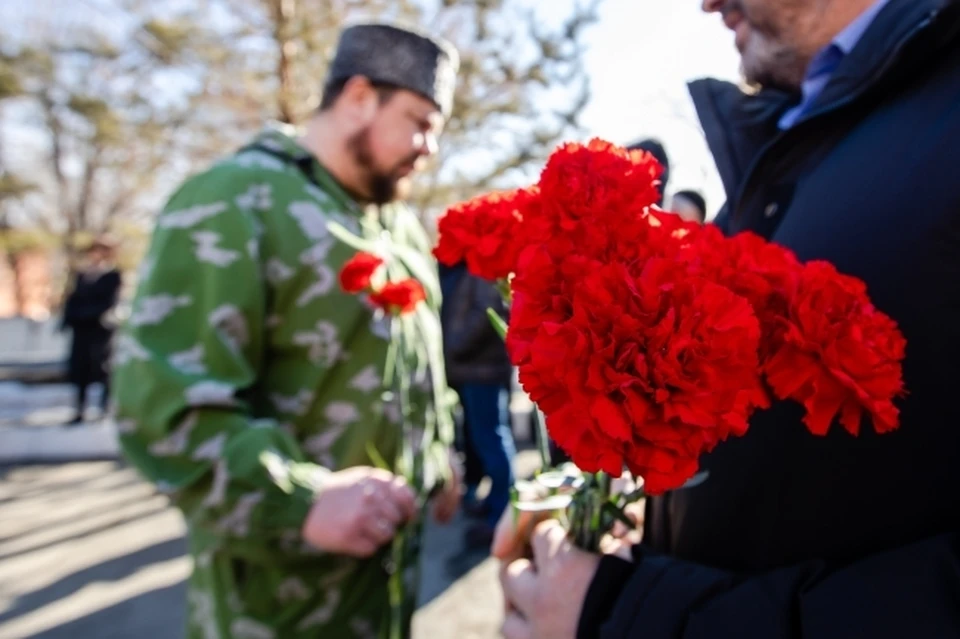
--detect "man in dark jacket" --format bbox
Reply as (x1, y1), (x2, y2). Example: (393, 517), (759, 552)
(495, 0), (960, 637)
(439, 262), (487, 513)
(440, 261), (516, 546)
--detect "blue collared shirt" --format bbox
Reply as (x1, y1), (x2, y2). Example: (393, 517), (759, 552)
(778, 0), (891, 129)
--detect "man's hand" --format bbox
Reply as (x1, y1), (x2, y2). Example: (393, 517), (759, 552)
(432, 452), (463, 524)
(493, 506), (550, 563)
(499, 519), (601, 639)
(301, 466), (416, 557)
(493, 499), (645, 563)
(599, 499), (645, 560)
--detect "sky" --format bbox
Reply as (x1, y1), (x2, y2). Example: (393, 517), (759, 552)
(579, 0), (743, 218)
(0, 0), (744, 220)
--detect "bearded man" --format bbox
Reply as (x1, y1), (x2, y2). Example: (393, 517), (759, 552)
(113, 22), (462, 639)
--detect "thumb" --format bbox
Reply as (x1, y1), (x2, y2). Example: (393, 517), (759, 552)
(492, 508), (550, 561)
(530, 519), (568, 570)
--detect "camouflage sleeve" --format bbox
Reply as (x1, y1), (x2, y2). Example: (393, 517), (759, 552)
(113, 167), (325, 545)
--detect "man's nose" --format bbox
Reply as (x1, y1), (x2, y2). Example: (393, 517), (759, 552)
(417, 133), (438, 157)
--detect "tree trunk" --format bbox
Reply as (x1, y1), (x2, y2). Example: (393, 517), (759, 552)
(272, 0), (297, 124)
(5, 250), (26, 316)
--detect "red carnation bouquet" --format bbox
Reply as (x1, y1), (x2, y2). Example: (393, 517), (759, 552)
(433, 138), (906, 550)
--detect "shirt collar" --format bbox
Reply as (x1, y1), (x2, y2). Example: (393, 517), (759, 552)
(832, 0), (892, 56)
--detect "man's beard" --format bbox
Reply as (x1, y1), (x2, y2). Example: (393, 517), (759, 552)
(724, 0), (809, 91)
(741, 42), (809, 90)
(347, 127), (419, 205)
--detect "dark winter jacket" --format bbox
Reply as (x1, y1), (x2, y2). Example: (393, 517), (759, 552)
(580, 0), (960, 637)
(62, 268), (121, 385)
(439, 263), (512, 387)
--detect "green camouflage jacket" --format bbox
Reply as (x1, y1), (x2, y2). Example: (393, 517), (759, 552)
(113, 123), (453, 639)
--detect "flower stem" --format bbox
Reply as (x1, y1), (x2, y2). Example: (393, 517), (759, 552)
(533, 408), (551, 471)
(386, 317), (417, 639)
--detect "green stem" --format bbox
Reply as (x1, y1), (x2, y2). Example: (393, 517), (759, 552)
(386, 317), (417, 639)
(569, 472), (613, 552)
(533, 408), (551, 471)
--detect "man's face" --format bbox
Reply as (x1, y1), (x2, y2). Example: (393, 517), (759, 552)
(348, 89), (445, 204)
(702, 0), (821, 89)
(86, 246), (112, 266)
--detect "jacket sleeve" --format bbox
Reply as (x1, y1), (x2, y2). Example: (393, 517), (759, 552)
(113, 169), (328, 548)
(578, 531), (960, 639)
(711, 204), (732, 236)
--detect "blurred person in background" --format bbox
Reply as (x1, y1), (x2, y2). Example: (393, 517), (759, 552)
(670, 189), (707, 224)
(439, 261), (487, 519)
(440, 259), (516, 548)
(113, 22), (462, 638)
(496, 0), (960, 637)
(60, 236), (121, 425)
(627, 138), (670, 206)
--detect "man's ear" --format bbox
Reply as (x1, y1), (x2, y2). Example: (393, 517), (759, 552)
(339, 75), (380, 123)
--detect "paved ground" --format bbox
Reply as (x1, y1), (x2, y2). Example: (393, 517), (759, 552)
(0, 374), (539, 639)
(0, 457), (541, 639)
(0, 369), (539, 639)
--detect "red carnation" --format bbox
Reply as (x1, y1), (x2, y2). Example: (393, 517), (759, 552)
(370, 278), (426, 315)
(763, 260), (906, 436)
(433, 188), (536, 281)
(529, 139), (663, 242)
(515, 258), (763, 494)
(339, 251), (384, 293)
(683, 226), (802, 363)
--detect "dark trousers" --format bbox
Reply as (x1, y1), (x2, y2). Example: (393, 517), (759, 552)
(460, 382), (516, 527)
(74, 379), (110, 419)
(461, 411), (486, 492)
(452, 384), (486, 493)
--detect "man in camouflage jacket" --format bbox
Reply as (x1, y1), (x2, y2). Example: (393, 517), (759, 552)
(113, 23), (461, 639)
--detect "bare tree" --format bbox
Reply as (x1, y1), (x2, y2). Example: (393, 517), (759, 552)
(1, 0), (600, 258)
(0, 3), (214, 262)
(188, 0), (601, 219)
